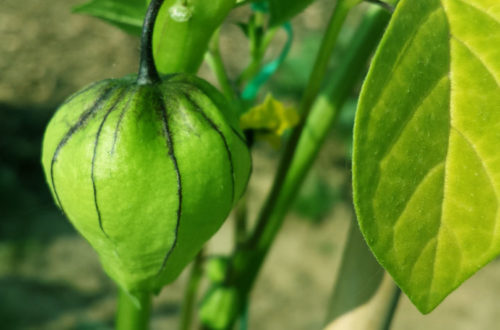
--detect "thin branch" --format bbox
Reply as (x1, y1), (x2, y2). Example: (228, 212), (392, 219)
(179, 250), (205, 330)
(137, 0), (165, 85)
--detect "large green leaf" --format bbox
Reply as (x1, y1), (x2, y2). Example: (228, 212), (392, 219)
(353, 0), (500, 313)
(73, 0), (148, 35)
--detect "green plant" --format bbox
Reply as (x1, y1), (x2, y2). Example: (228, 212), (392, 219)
(42, 0), (499, 328)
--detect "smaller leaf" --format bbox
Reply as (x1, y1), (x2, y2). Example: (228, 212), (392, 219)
(73, 0), (147, 35)
(353, 0), (500, 313)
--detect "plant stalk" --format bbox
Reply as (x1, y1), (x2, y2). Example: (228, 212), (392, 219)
(116, 289), (152, 330)
(382, 287), (402, 330)
(234, 194), (249, 248)
(137, 0), (165, 85)
(200, 3), (397, 328)
(248, 0), (358, 253)
(180, 250), (205, 330)
(200, 2), (367, 328)
(237, 26), (278, 88)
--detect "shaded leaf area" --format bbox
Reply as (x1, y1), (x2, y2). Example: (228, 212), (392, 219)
(353, 0), (500, 313)
(0, 103), (73, 242)
(73, 0), (147, 35)
(266, 0), (317, 27)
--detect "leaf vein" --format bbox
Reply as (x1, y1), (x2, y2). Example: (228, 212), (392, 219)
(452, 0), (500, 25)
(380, 74), (448, 163)
(408, 237), (436, 284)
(451, 126), (500, 247)
(451, 126), (499, 203)
(369, 6), (443, 111)
(393, 161), (445, 229)
(428, 10), (451, 299)
(450, 34), (500, 88)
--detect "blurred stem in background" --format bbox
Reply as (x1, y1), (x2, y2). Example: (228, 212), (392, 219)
(116, 290), (152, 330)
(248, 0), (362, 254)
(237, 18), (279, 89)
(180, 250), (205, 330)
(234, 194), (249, 249)
(199, 0), (400, 328)
(323, 2), (402, 329)
(324, 222), (401, 330)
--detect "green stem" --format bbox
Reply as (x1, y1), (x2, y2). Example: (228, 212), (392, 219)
(237, 26), (278, 88)
(245, 0), (396, 288)
(116, 289), (152, 330)
(205, 29), (235, 101)
(137, 0), (164, 85)
(381, 287), (402, 330)
(200, 3), (396, 329)
(180, 250), (205, 330)
(234, 194), (249, 248)
(248, 0), (357, 250)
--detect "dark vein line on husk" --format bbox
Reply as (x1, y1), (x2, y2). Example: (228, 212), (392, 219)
(111, 86), (138, 155)
(60, 80), (108, 108)
(171, 81), (248, 144)
(157, 87), (183, 275)
(182, 91), (236, 203)
(91, 86), (129, 237)
(50, 85), (117, 217)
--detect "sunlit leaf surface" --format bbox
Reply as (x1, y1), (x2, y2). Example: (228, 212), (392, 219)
(353, 0), (500, 313)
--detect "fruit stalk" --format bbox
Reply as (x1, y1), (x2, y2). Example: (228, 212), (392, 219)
(137, 0), (164, 85)
(116, 289), (152, 330)
(249, 0), (360, 253)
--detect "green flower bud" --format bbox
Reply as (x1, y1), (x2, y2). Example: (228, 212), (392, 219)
(41, 73), (251, 295)
(200, 285), (240, 330)
(205, 256), (229, 284)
